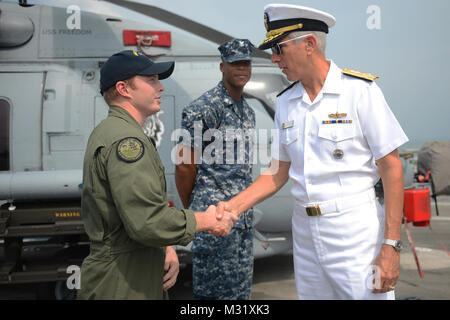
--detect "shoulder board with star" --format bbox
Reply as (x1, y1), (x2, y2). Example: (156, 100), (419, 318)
(342, 69), (379, 82)
(277, 81), (298, 97)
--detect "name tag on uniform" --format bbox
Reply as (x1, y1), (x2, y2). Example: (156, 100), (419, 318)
(282, 120), (294, 129)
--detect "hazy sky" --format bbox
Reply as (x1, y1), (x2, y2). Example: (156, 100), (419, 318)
(134, 0), (449, 149)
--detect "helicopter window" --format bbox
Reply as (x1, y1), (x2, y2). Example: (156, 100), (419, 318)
(0, 99), (10, 171)
(244, 73), (290, 120)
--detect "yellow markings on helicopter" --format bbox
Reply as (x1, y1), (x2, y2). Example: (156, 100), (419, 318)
(55, 211), (80, 218)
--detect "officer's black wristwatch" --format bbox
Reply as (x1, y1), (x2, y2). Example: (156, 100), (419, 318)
(383, 239), (403, 252)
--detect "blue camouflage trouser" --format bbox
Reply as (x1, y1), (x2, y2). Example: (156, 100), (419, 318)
(192, 227), (254, 300)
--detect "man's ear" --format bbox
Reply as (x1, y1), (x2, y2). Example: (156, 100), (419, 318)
(305, 35), (317, 54)
(220, 62), (224, 73)
(115, 81), (132, 98)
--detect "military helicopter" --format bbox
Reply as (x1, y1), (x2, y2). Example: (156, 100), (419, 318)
(0, 0), (295, 297)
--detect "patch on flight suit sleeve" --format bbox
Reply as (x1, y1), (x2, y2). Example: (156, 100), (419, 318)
(342, 69), (379, 81)
(116, 137), (145, 163)
(277, 81), (299, 97)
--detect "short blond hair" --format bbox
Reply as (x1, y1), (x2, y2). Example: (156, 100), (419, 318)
(102, 77), (137, 106)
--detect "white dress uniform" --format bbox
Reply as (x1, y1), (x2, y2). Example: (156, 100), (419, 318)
(271, 60), (409, 299)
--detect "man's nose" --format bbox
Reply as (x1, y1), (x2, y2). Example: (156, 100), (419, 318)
(271, 53), (281, 63)
(236, 62), (248, 69)
(158, 80), (165, 92)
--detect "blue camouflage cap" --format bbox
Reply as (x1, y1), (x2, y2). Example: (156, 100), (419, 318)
(218, 39), (254, 63)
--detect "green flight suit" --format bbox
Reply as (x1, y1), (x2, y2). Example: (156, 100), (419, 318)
(78, 106), (196, 300)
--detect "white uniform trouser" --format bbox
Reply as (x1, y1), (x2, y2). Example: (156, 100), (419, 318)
(292, 188), (395, 300)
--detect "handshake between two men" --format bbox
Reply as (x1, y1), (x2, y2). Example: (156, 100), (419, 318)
(195, 203), (239, 236)
(194, 202), (238, 236)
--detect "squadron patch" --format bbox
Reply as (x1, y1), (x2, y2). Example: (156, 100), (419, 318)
(117, 137), (144, 163)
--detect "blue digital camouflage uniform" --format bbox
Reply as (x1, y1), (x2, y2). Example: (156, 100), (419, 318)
(180, 39), (255, 300)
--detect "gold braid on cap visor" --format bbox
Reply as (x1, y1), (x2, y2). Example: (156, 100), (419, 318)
(259, 23), (303, 46)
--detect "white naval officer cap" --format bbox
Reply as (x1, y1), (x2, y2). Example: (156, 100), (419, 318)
(259, 4), (336, 50)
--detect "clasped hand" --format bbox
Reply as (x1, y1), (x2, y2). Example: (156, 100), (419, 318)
(203, 204), (237, 236)
(207, 201), (238, 236)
